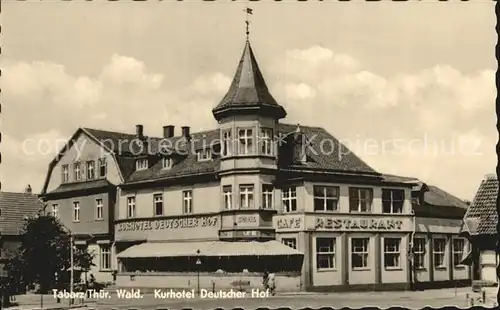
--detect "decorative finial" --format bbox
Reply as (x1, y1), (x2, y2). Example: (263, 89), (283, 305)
(244, 7), (253, 41)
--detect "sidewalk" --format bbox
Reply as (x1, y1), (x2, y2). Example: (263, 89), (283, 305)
(4, 294), (92, 310)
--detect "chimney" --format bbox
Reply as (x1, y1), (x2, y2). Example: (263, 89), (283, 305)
(163, 125), (175, 139)
(181, 126), (190, 138)
(136, 124), (144, 139)
(25, 184), (32, 194)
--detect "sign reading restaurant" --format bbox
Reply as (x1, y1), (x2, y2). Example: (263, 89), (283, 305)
(117, 216), (219, 232)
(315, 217), (403, 230)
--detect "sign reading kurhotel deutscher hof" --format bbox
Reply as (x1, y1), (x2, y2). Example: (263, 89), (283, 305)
(117, 216), (219, 232)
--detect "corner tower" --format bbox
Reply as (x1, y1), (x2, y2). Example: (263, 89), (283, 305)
(214, 40), (286, 241)
(213, 40), (287, 172)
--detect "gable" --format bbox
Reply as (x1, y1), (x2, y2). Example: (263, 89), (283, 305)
(43, 130), (123, 194)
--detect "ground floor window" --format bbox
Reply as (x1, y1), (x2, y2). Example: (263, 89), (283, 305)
(316, 238), (336, 270)
(413, 238), (426, 269)
(100, 244), (111, 271)
(384, 238), (401, 269)
(453, 238), (465, 267)
(351, 238), (369, 270)
(433, 238), (446, 268)
(282, 238), (297, 249)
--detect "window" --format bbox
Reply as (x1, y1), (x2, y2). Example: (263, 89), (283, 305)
(351, 238), (369, 269)
(62, 165), (69, 183)
(197, 149), (212, 161)
(223, 186), (232, 210)
(162, 157), (172, 169)
(52, 204), (59, 218)
(349, 188), (373, 212)
(282, 238), (297, 250)
(260, 128), (273, 156)
(73, 162), (81, 181)
(99, 245), (111, 271)
(413, 238), (426, 269)
(73, 202), (80, 222)
(87, 161), (95, 180)
(239, 185), (254, 208)
(183, 190), (193, 214)
(262, 184), (274, 209)
(95, 199), (103, 220)
(154, 194), (163, 216)
(222, 130), (232, 157)
(382, 189), (405, 213)
(127, 197), (136, 218)
(136, 159), (148, 171)
(238, 129), (253, 155)
(384, 238), (401, 269)
(316, 238), (336, 269)
(282, 187), (297, 213)
(98, 158), (107, 178)
(453, 238), (465, 267)
(314, 186), (339, 212)
(433, 238), (446, 268)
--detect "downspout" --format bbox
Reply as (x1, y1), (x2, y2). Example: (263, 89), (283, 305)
(409, 209), (416, 291)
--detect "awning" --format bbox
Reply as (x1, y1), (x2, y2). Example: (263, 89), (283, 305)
(116, 240), (303, 258)
(117, 241), (213, 258)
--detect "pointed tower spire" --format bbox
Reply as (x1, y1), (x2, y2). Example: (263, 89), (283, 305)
(212, 40), (287, 121)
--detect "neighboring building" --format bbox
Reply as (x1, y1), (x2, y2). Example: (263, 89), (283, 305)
(461, 173), (498, 285)
(409, 179), (471, 290)
(0, 186), (44, 277)
(41, 37), (471, 292)
(40, 128), (123, 283)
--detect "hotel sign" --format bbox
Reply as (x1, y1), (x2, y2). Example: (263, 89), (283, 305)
(276, 217), (302, 229)
(116, 216), (219, 232)
(315, 217), (403, 230)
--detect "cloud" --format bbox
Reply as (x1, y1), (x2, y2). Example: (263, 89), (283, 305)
(271, 46), (495, 200)
(1, 47), (496, 200)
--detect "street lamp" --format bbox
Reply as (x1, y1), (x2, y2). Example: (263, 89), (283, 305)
(196, 249), (201, 296)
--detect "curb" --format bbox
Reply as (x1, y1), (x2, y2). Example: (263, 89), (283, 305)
(5, 304), (88, 310)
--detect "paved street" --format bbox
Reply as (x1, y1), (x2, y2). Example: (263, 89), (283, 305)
(85, 287), (498, 310)
(5, 287), (497, 310)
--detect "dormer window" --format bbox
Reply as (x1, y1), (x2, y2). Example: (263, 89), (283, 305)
(136, 159), (149, 171)
(162, 157), (173, 169)
(197, 149), (212, 162)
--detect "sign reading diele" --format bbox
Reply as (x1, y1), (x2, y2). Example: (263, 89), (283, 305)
(315, 217), (404, 230)
(117, 216), (218, 232)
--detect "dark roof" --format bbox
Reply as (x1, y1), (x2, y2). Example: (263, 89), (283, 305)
(0, 192), (44, 235)
(381, 174), (468, 219)
(212, 41), (286, 120)
(47, 179), (114, 195)
(422, 185), (469, 209)
(81, 123), (380, 185)
(463, 175), (498, 235)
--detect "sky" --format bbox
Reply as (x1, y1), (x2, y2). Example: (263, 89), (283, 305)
(1, 1), (496, 201)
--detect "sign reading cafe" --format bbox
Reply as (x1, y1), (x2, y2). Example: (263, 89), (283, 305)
(315, 217), (403, 230)
(117, 216), (219, 232)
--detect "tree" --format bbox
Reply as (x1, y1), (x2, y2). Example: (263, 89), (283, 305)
(74, 247), (96, 286)
(5, 215), (94, 294)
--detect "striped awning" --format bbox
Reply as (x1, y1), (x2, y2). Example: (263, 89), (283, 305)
(116, 240), (303, 258)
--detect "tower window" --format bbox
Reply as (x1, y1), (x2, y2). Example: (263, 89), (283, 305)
(238, 129), (253, 155)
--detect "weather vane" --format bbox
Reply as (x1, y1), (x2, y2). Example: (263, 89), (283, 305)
(244, 7), (253, 41)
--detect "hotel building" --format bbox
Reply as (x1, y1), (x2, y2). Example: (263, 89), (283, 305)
(40, 38), (471, 291)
